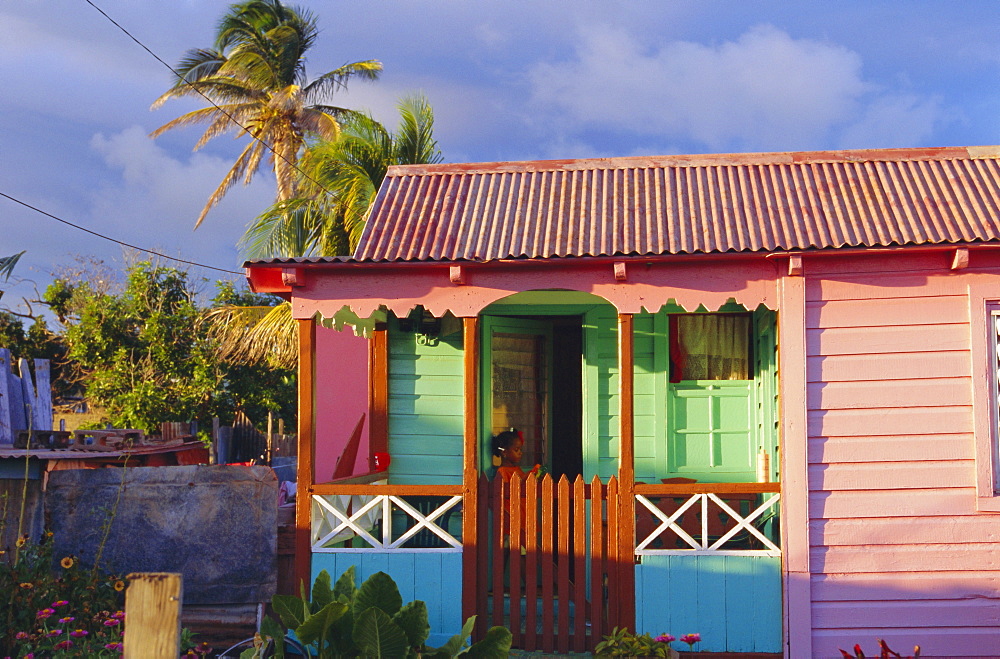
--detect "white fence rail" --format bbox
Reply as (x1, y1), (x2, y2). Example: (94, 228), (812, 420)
(311, 493), (463, 553)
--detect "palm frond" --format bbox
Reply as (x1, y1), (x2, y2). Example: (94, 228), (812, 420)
(0, 251), (25, 281)
(204, 302), (297, 368)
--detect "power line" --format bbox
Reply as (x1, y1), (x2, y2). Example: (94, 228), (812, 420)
(0, 192), (243, 276)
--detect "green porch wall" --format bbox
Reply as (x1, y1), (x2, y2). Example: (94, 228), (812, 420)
(386, 320), (464, 484)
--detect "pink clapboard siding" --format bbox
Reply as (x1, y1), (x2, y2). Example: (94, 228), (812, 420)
(805, 254), (1000, 658)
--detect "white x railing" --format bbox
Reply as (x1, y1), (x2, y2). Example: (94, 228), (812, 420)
(635, 492), (780, 556)
(311, 493), (463, 553)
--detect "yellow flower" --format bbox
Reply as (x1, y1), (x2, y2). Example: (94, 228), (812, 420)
(19, 582), (33, 589)
(113, 580), (125, 592)
(15, 536), (26, 548)
(60, 556), (75, 569)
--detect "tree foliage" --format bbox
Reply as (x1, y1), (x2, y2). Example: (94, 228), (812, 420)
(150, 0), (382, 228)
(42, 262), (294, 435)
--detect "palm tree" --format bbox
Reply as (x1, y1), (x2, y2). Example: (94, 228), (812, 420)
(209, 95), (443, 369)
(150, 0), (382, 227)
(241, 94), (443, 259)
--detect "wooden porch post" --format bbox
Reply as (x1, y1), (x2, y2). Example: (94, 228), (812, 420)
(294, 317), (316, 592)
(616, 313), (636, 631)
(461, 316), (480, 628)
(778, 268), (812, 657)
(368, 324), (389, 466)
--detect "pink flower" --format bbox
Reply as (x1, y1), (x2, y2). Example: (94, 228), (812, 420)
(46, 629), (63, 637)
(655, 634), (675, 643)
(36, 608), (54, 619)
(14, 631), (29, 640)
(104, 618), (121, 626)
(69, 629), (88, 637)
(51, 600), (69, 607)
(104, 642), (123, 651)
(24, 654), (35, 659)
(680, 633), (701, 647)
(58, 616), (75, 624)
(112, 610), (125, 620)
(54, 640), (73, 650)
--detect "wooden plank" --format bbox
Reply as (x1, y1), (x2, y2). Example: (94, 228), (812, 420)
(809, 406), (973, 437)
(808, 377), (972, 410)
(295, 318), (316, 592)
(312, 483), (462, 496)
(509, 475), (522, 649)
(491, 477), (506, 630)
(572, 476), (586, 653)
(812, 515), (1000, 546)
(370, 327), (388, 458)
(32, 359), (51, 430)
(808, 351), (970, 382)
(606, 476), (620, 629)
(635, 482), (781, 495)
(813, 598), (1000, 629)
(806, 271), (966, 302)
(778, 271), (812, 659)
(540, 474), (555, 653)
(808, 461), (975, 491)
(809, 433), (974, 464)
(524, 472), (539, 650)
(557, 475), (571, 650)
(808, 323), (969, 356)
(590, 474), (605, 645)
(812, 571), (1000, 602)
(806, 295), (968, 330)
(0, 349), (11, 444)
(124, 573), (182, 658)
(812, 543), (1000, 573)
(18, 359), (36, 430)
(812, 627), (1000, 659)
(476, 474), (489, 640)
(810, 488), (976, 519)
(616, 313), (636, 633)
(461, 316), (480, 631)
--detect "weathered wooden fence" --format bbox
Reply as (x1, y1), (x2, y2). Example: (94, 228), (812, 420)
(0, 349), (52, 444)
(479, 473), (626, 654)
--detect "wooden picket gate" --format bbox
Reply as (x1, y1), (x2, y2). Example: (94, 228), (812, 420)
(477, 473), (628, 653)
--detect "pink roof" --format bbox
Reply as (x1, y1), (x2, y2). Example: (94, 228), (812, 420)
(353, 145), (1000, 262)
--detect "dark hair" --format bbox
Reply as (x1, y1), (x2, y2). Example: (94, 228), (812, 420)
(491, 428), (520, 458)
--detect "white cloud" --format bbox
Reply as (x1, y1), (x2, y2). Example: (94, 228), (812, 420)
(527, 24), (946, 153)
(838, 93), (945, 149)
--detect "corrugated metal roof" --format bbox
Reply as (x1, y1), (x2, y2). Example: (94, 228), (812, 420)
(351, 145), (1000, 262)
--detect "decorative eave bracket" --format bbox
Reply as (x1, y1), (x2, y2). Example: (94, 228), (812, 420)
(788, 254), (803, 277)
(282, 267), (305, 287)
(449, 265), (465, 285)
(951, 247), (969, 270)
(614, 261), (627, 281)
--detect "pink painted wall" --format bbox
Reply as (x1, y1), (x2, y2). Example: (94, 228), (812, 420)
(804, 249), (1000, 657)
(314, 325), (370, 482)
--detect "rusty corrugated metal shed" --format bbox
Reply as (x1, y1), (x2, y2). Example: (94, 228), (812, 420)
(348, 145), (1000, 262)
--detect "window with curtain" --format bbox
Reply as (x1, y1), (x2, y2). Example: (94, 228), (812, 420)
(669, 313), (751, 382)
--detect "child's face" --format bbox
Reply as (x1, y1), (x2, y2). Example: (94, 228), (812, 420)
(503, 438), (524, 466)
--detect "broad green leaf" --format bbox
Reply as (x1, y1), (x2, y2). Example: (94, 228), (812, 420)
(355, 571), (403, 617)
(460, 626), (513, 658)
(431, 615), (476, 657)
(392, 599), (430, 648)
(333, 564), (357, 601)
(273, 594), (307, 630)
(260, 616), (286, 659)
(353, 607), (410, 658)
(312, 569), (333, 609)
(296, 601), (349, 646)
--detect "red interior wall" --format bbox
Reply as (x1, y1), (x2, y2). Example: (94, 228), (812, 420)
(314, 325), (369, 482)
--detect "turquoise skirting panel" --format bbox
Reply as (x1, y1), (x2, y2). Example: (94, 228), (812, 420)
(311, 552), (464, 647)
(635, 554), (781, 653)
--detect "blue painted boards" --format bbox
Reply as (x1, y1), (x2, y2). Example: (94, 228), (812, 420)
(635, 554), (781, 653)
(312, 552), (464, 647)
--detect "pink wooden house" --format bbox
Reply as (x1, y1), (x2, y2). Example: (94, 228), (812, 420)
(247, 145), (1000, 657)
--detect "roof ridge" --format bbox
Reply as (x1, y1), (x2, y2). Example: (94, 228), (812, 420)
(386, 145), (1000, 177)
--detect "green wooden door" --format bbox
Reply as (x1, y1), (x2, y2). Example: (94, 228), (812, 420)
(480, 316), (553, 473)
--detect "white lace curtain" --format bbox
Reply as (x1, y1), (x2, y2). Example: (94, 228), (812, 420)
(672, 314), (750, 381)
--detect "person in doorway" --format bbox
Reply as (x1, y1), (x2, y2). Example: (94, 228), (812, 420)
(492, 428), (541, 481)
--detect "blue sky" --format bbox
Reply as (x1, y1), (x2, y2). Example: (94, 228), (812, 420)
(2, 1), (999, 310)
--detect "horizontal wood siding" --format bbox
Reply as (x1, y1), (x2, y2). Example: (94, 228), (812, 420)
(388, 326), (464, 484)
(311, 552), (463, 646)
(806, 267), (1000, 657)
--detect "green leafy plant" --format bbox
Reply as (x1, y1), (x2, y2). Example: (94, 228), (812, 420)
(595, 626), (681, 657)
(840, 639), (921, 658)
(251, 566), (512, 658)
